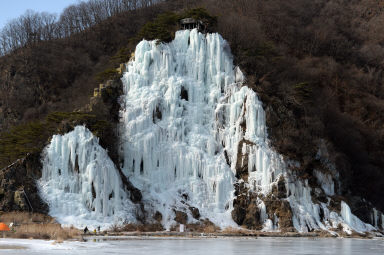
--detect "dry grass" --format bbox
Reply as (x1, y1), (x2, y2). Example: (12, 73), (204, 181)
(10, 223), (80, 240)
(0, 212), (80, 240)
(221, 227), (252, 235)
(114, 223), (164, 232)
(183, 221), (221, 233)
(203, 225), (219, 233)
(0, 212), (54, 225)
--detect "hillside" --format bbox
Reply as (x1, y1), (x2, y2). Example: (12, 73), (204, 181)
(0, 0), (384, 233)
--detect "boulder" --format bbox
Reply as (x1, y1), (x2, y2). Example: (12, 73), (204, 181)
(174, 210), (188, 224)
(189, 206), (200, 219)
(153, 211), (163, 222)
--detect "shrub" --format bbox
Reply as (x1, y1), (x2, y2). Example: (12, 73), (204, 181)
(137, 12), (181, 43)
(136, 8), (217, 43)
(95, 68), (120, 83)
(0, 121), (48, 165)
(293, 82), (312, 104)
(110, 47), (131, 64)
(182, 8), (217, 27)
(0, 111), (109, 168)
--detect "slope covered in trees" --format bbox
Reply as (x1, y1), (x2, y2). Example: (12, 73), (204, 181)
(0, 0), (384, 219)
(202, 0), (384, 215)
(0, 0), (167, 131)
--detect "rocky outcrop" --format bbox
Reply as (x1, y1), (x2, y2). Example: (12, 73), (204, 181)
(232, 182), (261, 229)
(0, 153), (48, 213)
(231, 175), (294, 231)
(174, 210), (188, 224)
(189, 206), (200, 220)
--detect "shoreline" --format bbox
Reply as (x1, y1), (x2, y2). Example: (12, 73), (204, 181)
(1, 212), (382, 241)
(1, 233), (383, 243)
(80, 230), (382, 241)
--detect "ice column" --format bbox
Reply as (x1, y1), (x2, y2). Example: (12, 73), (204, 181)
(39, 126), (136, 229)
(120, 29), (239, 227)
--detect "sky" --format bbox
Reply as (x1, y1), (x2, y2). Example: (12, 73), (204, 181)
(0, 0), (79, 29)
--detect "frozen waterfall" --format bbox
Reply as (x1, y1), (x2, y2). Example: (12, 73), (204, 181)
(39, 126), (137, 229)
(119, 29), (240, 227)
(39, 28), (380, 233)
(119, 29), (377, 232)
(119, 29), (287, 227)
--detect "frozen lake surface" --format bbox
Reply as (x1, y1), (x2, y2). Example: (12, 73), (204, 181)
(0, 237), (383, 254)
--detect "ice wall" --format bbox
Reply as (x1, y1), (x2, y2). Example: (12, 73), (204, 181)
(39, 126), (136, 229)
(38, 29), (380, 233)
(119, 29), (378, 233)
(119, 29), (284, 227)
(120, 30), (238, 227)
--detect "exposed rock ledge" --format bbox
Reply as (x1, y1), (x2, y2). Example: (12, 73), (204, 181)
(0, 153), (48, 213)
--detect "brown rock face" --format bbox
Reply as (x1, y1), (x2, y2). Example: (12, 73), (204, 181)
(263, 191), (294, 231)
(174, 210), (188, 224)
(232, 149), (295, 231)
(273, 176), (287, 199)
(242, 202), (262, 229)
(231, 205), (247, 225)
(13, 190), (26, 209)
(232, 182), (263, 230)
(235, 139), (256, 182)
(189, 206), (200, 220)
(232, 182), (248, 225)
(153, 211), (163, 222)
(0, 153), (48, 213)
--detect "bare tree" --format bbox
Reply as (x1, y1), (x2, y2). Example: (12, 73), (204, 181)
(0, 0), (163, 55)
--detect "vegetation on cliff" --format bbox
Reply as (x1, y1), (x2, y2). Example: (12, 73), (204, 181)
(0, 112), (109, 166)
(137, 8), (216, 42)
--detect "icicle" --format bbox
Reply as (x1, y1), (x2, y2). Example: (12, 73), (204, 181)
(119, 29), (380, 231)
(39, 126), (136, 229)
(39, 28), (381, 233)
(341, 201), (375, 233)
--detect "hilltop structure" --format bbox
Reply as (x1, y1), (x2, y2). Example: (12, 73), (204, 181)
(180, 18), (207, 33)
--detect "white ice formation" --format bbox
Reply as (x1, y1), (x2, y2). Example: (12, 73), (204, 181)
(119, 29), (240, 228)
(39, 29), (383, 233)
(39, 126), (137, 229)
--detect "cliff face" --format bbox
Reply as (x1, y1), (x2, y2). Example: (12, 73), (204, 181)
(2, 0), (384, 215)
(0, 153), (48, 213)
(0, 3), (168, 135)
(1, 1), (384, 235)
(36, 29), (384, 234)
(210, 0), (384, 215)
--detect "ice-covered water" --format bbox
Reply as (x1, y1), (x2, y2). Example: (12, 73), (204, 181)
(1, 238), (384, 255)
(39, 29), (383, 233)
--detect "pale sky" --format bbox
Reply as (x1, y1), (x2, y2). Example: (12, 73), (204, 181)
(0, 0), (79, 29)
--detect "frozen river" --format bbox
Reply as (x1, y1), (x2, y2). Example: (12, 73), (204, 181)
(0, 237), (383, 254)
